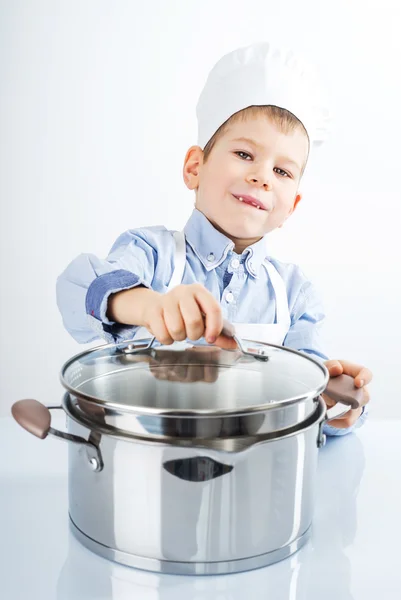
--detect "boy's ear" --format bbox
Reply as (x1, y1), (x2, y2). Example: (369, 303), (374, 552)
(292, 193), (302, 213)
(183, 146), (204, 190)
(278, 193), (302, 228)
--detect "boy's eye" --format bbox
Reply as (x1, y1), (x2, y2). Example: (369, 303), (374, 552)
(274, 167), (290, 178)
(235, 151), (253, 160)
(234, 153), (292, 178)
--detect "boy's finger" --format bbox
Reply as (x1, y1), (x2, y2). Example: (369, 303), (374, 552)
(179, 296), (207, 341)
(163, 300), (187, 342)
(150, 312), (174, 346)
(194, 289), (223, 343)
(214, 334), (238, 350)
(325, 407), (363, 429)
(336, 361), (373, 387)
(324, 360), (343, 376)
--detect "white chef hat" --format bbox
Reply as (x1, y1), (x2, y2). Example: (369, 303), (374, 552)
(196, 42), (332, 149)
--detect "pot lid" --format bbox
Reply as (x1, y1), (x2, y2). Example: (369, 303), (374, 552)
(60, 338), (328, 417)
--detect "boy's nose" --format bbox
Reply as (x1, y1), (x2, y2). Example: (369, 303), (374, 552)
(246, 174), (273, 191)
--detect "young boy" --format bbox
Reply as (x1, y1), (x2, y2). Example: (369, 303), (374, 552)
(56, 42), (371, 435)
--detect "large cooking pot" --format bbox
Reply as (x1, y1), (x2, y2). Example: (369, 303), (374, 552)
(12, 327), (364, 575)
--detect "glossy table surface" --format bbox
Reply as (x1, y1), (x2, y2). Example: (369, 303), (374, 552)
(1, 415), (399, 599)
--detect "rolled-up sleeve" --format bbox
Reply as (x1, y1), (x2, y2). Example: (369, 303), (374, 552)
(56, 229), (169, 344)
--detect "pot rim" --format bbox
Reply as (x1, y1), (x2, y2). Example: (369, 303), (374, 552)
(62, 392), (327, 451)
(59, 338), (329, 418)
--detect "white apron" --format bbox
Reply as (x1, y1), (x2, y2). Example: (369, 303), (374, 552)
(132, 230), (291, 345)
(132, 232), (294, 550)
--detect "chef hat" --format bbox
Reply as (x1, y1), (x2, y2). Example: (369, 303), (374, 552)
(196, 42), (332, 149)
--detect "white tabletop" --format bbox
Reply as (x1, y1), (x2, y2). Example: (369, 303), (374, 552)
(1, 415), (400, 600)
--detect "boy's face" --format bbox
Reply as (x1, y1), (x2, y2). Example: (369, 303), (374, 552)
(183, 115), (309, 251)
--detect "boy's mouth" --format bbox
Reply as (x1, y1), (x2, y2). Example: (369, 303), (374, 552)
(232, 194), (268, 211)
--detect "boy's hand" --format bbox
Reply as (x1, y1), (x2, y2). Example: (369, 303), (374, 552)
(322, 359), (372, 429)
(142, 284), (237, 349)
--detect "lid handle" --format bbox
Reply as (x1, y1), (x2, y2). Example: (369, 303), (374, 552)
(135, 319), (270, 361)
(221, 320), (270, 361)
(221, 320), (236, 338)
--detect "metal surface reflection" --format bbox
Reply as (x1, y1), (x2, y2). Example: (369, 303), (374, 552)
(163, 456), (233, 481)
(134, 346), (244, 384)
(56, 432), (365, 600)
(62, 339), (328, 415)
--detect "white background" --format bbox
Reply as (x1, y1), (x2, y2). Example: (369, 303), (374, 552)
(1, 0), (400, 418)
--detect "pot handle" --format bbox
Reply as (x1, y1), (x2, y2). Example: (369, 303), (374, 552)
(316, 374), (366, 447)
(324, 401), (351, 423)
(323, 374), (365, 411)
(11, 399), (103, 471)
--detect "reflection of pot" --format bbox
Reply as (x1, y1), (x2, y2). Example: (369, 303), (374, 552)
(56, 531), (308, 600)
(12, 328), (364, 575)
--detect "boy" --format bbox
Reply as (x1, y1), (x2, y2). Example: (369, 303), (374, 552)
(56, 42), (371, 435)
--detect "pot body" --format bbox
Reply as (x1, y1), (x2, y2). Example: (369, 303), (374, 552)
(66, 397), (325, 575)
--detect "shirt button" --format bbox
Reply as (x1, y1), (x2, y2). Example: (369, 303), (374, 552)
(231, 258), (240, 269)
(207, 253), (215, 262)
(226, 291), (234, 303)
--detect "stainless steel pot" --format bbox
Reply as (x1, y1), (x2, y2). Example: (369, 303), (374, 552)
(57, 329), (363, 439)
(12, 332), (364, 575)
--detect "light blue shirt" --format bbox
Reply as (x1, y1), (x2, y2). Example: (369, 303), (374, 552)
(56, 209), (367, 436)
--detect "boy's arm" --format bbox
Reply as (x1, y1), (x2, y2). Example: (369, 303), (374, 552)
(283, 280), (368, 437)
(56, 229), (170, 344)
(283, 279), (328, 360)
(107, 286), (158, 325)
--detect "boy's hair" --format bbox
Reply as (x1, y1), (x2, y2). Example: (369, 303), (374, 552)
(202, 105), (309, 167)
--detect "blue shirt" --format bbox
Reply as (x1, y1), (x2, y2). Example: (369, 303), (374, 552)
(56, 209), (367, 436)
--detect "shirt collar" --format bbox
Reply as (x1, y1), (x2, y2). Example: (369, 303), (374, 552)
(242, 235), (269, 278)
(183, 209), (268, 277)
